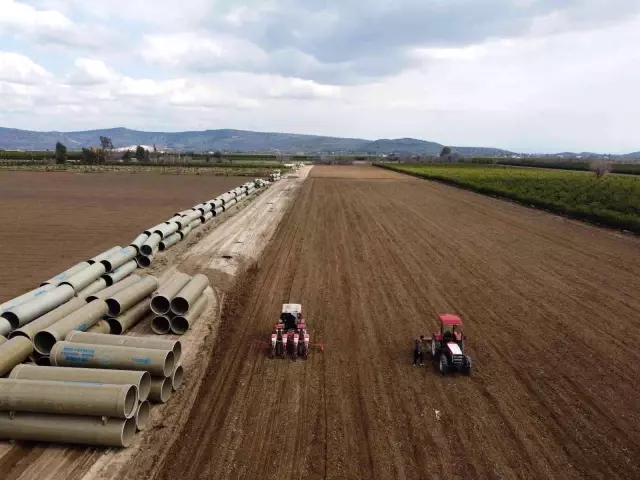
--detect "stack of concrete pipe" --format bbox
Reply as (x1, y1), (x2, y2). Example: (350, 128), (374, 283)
(150, 272), (209, 335)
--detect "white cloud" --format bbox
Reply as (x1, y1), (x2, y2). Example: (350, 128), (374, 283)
(0, 51), (52, 84)
(65, 58), (118, 85)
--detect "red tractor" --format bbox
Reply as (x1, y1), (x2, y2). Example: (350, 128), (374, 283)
(270, 304), (309, 360)
(429, 314), (472, 375)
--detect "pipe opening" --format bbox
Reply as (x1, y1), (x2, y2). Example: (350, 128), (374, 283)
(170, 297), (189, 315)
(170, 316), (189, 335)
(33, 331), (57, 355)
(163, 351), (176, 377)
(150, 296), (170, 316)
(35, 356), (50, 366)
(151, 316), (170, 335)
(172, 365), (184, 390)
(140, 245), (153, 256)
(139, 371), (151, 401)
(136, 401), (151, 431)
(121, 417), (137, 447)
(172, 341), (182, 364)
(106, 299), (122, 317)
(107, 318), (123, 335)
(123, 385), (138, 418)
(137, 255), (152, 268)
(159, 242), (166, 251)
(101, 260), (113, 272)
(160, 377), (173, 402)
(2, 312), (19, 329)
(101, 275), (114, 287)
(7, 330), (30, 340)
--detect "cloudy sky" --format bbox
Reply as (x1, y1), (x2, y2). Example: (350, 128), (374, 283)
(0, 0), (639, 152)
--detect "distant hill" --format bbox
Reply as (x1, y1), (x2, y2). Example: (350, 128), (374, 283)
(0, 126), (514, 156)
(624, 152), (640, 159)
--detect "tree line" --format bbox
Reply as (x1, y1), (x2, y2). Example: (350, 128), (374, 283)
(55, 137), (153, 164)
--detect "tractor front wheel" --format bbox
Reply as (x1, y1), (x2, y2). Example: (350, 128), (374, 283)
(439, 354), (448, 375)
(462, 355), (472, 374)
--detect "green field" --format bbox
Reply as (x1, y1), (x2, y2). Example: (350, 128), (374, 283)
(378, 164), (640, 233)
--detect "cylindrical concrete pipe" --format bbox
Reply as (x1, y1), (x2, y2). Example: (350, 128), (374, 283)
(106, 275), (158, 317)
(88, 246), (123, 265)
(181, 210), (201, 223)
(0, 337), (33, 376)
(213, 207), (224, 217)
(170, 274), (209, 315)
(66, 331), (182, 364)
(171, 365), (184, 391)
(196, 203), (212, 214)
(0, 283), (54, 314)
(0, 336), (6, 346)
(141, 233), (162, 256)
(166, 215), (185, 229)
(152, 222), (179, 239)
(9, 297), (86, 342)
(189, 219), (201, 231)
(157, 269), (178, 287)
(0, 319), (11, 337)
(0, 379), (137, 418)
(130, 233), (149, 253)
(136, 254), (154, 268)
(101, 246), (137, 272)
(106, 299), (150, 334)
(135, 400), (150, 431)
(151, 273), (190, 315)
(1, 284), (75, 329)
(86, 319), (111, 334)
(148, 377), (173, 403)
(151, 315), (171, 335)
(208, 198), (223, 210)
(39, 262), (90, 288)
(159, 232), (181, 251)
(34, 300), (109, 355)
(61, 262), (107, 292)
(87, 274), (140, 302)
(102, 260), (138, 286)
(0, 412), (137, 447)
(220, 192), (234, 203)
(10, 364), (151, 402)
(247, 187), (255, 195)
(77, 278), (108, 299)
(171, 294), (207, 335)
(223, 198), (237, 211)
(178, 223), (192, 238)
(50, 341), (175, 377)
(200, 211), (214, 223)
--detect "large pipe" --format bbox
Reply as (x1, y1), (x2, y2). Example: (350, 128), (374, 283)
(196, 203), (212, 214)
(9, 297), (86, 342)
(170, 274), (209, 315)
(189, 219), (201, 231)
(0, 412), (136, 447)
(171, 294), (207, 335)
(150, 222), (179, 239)
(77, 278), (108, 299)
(148, 377), (172, 403)
(222, 198), (237, 211)
(166, 215), (185, 229)
(178, 223), (192, 238)
(102, 260), (138, 286)
(0, 379), (137, 419)
(106, 275), (158, 317)
(66, 331), (182, 364)
(51, 341), (175, 377)
(106, 299), (150, 335)
(136, 254), (154, 268)
(39, 262), (90, 288)
(135, 400), (150, 431)
(33, 300), (109, 355)
(10, 364), (151, 402)
(159, 232), (181, 251)
(88, 246), (122, 265)
(61, 262), (107, 292)
(151, 273), (191, 315)
(0, 337), (33, 376)
(213, 206), (223, 217)
(0, 319), (11, 337)
(101, 246), (137, 272)
(1, 284), (75, 329)
(208, 198), (223, 210)
(140, 233), (162, 256)
(151, 315), (171, 335)
(1, 285), (56, 315)
(171, 365), (184, 390)
(87, 274), (141, 302)
(181, 210), (201, 222)
(87, 319), (111, 334)
(0, 336), (6, 346)
(130, 233), (149, 254)
(200, 211), (214, 223)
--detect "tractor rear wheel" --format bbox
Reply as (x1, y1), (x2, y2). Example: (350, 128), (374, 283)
(462, 355), (472, 374)
(439, 354), (448, 375)
(431, 338), (438, 357)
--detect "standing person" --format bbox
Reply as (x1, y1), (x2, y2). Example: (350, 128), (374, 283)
(413, 335), (425, 366)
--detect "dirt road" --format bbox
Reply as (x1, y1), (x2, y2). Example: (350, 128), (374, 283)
(154, 165), (640, 479)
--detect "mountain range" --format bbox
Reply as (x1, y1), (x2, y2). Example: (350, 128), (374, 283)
(0, 127), (513, 156)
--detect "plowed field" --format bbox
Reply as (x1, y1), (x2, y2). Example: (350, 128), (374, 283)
(154, 166), (640, 479)
(0, 171), (246, 302)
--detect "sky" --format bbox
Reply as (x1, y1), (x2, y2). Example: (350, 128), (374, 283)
(0, 0), (639, 153)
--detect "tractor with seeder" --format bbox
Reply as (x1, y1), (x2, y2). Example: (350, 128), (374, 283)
(270, 303), (310, 360)
(428, 314), (472, 375)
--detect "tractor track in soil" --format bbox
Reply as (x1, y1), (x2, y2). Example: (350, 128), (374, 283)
(151, 166), (640, 480)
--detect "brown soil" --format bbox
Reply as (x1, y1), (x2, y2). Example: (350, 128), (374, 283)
(0, 171), (246, 302)
(152, 165), (640, 479)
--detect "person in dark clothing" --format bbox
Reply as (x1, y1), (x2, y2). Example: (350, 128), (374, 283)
(413, 335), (426, 366)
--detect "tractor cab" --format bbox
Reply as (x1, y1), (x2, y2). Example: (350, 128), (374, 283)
(429, 314), (471, 375)
(279, 303), (302, 330)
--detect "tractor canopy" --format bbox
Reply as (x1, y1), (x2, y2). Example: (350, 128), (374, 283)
(282, 304), (302, 315)
(438, 314), (463, 326)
